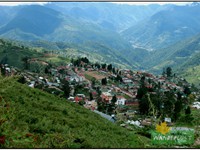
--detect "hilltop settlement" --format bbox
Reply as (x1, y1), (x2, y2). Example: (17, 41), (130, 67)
(1, 56), (200, 128)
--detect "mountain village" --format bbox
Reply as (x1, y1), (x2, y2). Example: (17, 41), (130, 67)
(1, 57), (200, 128)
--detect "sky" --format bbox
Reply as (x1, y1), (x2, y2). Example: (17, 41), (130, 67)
(112, 2), (190, 6)
(0, 2), (48, 6)
(0, 1), (191, 6)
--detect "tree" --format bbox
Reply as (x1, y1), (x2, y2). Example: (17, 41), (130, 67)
(112, 67), (116, 74)
(185, 106), (191, 115)
(101, 63), (107, 70)
(96, 86), (101, 96)
(0, 55), (8, 64)
(184, 86), (191, 96)
(116, 75), (122, 82)
(95, 63), (100, 69)
(140, 76), (145, 87)
(78, 100), (85, 106)
(0, 65), (6, 76)
(136, 87), (147, 99)
(89, 92), (93, 101)
(166, 67), (172, 77)
(173, 99), (183, 121)
(45, 66), (49, 74)
(107, 64), (112, 72)
(139, 94), (149, 115)
(111, 95), (117, 104)
(101, 78), (107, 85)
(17, 75), (26, 84)
(91, 77), (96, 88)
(81, 57), (89, 64)
(22, 56), (30, 70)
(162, 68), (166, 76)
(61, 80), (70, 98)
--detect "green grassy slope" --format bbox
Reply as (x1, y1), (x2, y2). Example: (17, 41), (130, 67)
(0, 76), (149, 148)
(142, 33), (200, 74)
(0, 39), (43, 69)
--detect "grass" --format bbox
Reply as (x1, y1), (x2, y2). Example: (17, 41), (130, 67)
(41, 56), (70, 66)
(84, 73), (94, 81)
(181, 65), (200, 87)
(0, 41), (43, 69)
(0, 76), (149, 148)
(84, 71), (106, 80)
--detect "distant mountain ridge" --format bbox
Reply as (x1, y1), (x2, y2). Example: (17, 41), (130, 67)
(141, 33), (200, 74)
(45, 2), (165, 32)
(0, 4), (153, 69)
(122, 4), (200, 50)
(1, 2), (200, 77)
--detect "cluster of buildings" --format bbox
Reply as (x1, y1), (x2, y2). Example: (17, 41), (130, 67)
(1, 60), (200, 119)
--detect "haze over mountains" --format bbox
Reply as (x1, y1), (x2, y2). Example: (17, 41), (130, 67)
(0, 2), (200, 79)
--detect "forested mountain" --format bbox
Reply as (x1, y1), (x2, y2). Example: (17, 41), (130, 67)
(1, 2), (200, 78)
(122, 3), (200, 50)
(45, 2), (165, 32)
(1, 2), (200, 148)
(0, 4), (154, 69)
(141, 33), (200, 72)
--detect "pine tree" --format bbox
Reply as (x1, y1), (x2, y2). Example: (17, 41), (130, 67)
(166, 67), (172, 77)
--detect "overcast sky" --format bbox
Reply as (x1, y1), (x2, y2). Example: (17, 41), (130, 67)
(112, 2), (190, 5)
(0, 2), (48, 6)
(0, 2), (191, 6)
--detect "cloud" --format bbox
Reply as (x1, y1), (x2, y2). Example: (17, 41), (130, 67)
(111, 2), (190, 6)
(0, 2), (48, 6)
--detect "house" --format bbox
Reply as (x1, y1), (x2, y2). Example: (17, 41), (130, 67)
(70, 75), (84, 83)
(116, 96), (126, 105)
(141, 118), (152, 126)
(28, 81), (35, 88)
(101, 92), (113, 103)
(125, 99), (139, 106)
(84, 100), (97, 110)
(77, 94), (86, 98)
(68, 96), (74, 101)
(74, 96), (83, 103)
(122, 78), (133, 84)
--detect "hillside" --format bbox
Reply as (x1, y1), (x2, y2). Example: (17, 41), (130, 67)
(0, 76), (149, 148)
(0, 38), (136, 70)
(21, 40), (149, 69)
(177, 45), (200, 87)
(122, 4), (200, 50)
(135, 32), (200, 86)
(0, 39), (43, 69)
(0, 4), (146, 69)
(141, 33), (200, 73)
(0, 5), (62, 37)
(46, 2), (167, 32)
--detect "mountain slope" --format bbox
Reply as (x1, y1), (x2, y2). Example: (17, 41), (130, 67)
(0, 5), (63, 36)
(142, 33), (200, 73)
(46, 2), (165, 32)
(0, 6), (22, 27)
(0, 76), (148, 148)
(0, 4), (148, 69)
(122, 4), (200, 50)
(0, 38), (43, 69)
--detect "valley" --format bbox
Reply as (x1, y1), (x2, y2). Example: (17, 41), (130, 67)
(0, 1), (200, 148)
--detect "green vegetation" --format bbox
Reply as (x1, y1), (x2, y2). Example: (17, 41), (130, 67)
(180, 64), (200, 87)
(0, 76), (148, 148)
(0, 39), (43, 69)
(84, 74), (94, 81)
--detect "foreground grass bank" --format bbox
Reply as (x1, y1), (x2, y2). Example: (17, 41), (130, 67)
(0, 76), (148, 148)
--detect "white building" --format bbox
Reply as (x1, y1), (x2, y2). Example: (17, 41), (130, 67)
(116, 96), (126, 105)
